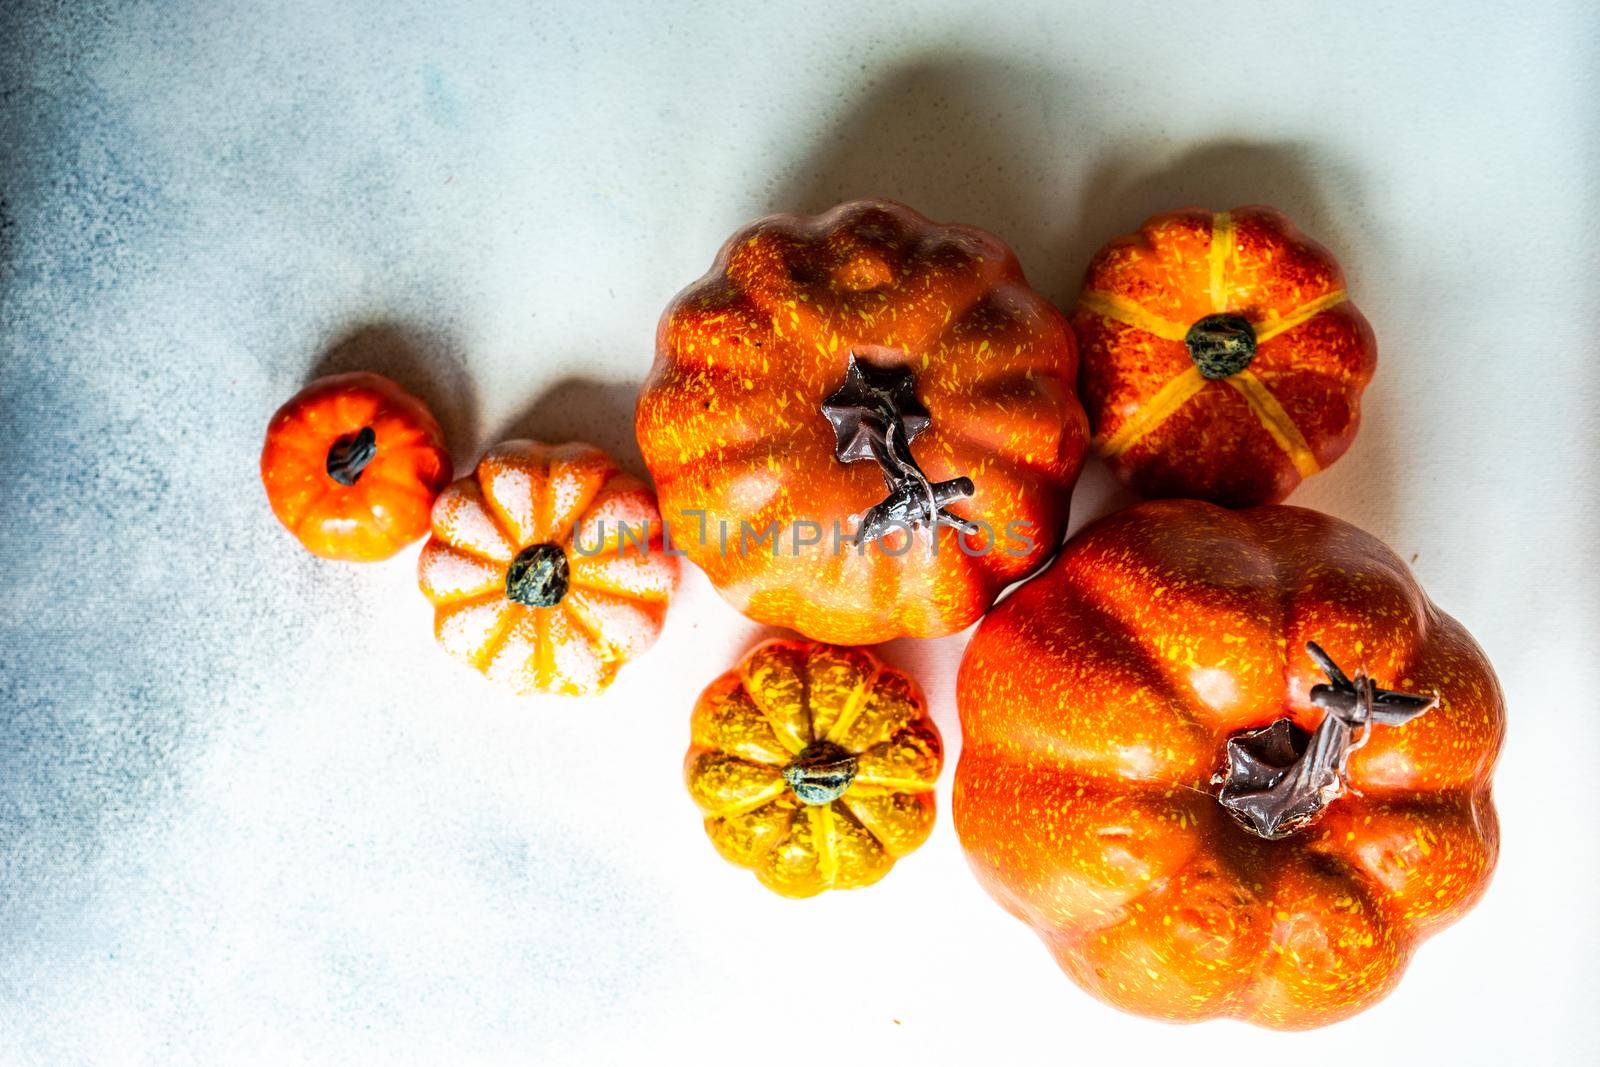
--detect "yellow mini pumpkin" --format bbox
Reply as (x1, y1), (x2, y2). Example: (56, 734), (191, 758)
(685, 639), (942, 897)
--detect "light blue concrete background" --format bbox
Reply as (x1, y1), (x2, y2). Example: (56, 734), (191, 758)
(2, 1), (1597, 1063)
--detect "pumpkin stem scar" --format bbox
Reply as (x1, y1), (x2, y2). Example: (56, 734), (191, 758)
(783, 740), (858, 805)
(1186, 314), (1257, 379)
(325, 426), (378, 486)
(820, 353), (977, 545)
(1213, 641), (1437, 840)
(505, 543), (570, 607)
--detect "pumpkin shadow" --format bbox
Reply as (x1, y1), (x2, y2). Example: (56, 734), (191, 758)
(766, 52), (1097, 302)
(759, 52), (1126, 546)
(1066, 141), (1407, 536)
(490, 375), (646, 479)
(310, 323), (480, 475)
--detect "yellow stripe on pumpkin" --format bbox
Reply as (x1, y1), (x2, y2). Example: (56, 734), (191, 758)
(1254, 289), (1348, 343)
(1096, 366), (1209, 459)
(710, 778), (788, 820)
(1226, 371), (1321, 477)
(1209, 211), (1235, 312)
(811, 804), (839, 888)
(1078, 291), (1190, 343)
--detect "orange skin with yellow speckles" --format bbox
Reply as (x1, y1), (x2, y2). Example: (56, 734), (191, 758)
(955, 500), (1503, 1029)
(417, 440), (678, 697)
(1073, 207), (1376, 507)
(261, 372), (452, 561)
(637, 200), (1088, 645)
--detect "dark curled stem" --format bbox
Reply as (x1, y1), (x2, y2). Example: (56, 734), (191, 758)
(1214, 641), (1437, 839)
(820, 353), (976, 546)
(326, 426), (378, 486)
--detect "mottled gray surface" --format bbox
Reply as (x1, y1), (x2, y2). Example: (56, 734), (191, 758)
(2, 1), (1598, 1063)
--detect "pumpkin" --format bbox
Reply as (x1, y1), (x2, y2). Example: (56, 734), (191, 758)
(260, 372), (451, 561)
(416, 440), (678, 697)
(685, 639), (942, 897)
(1072, 206), (1376, 506)
(637, 199), (1088, 645)
(954, 499), (1502, 1029)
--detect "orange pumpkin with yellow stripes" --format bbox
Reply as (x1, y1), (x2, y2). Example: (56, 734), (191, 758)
(955, 500), (1503, 1028)
(686, 639), (942, 897)
(417, 440), (678, 697)
(1072, 206), (1375, 506)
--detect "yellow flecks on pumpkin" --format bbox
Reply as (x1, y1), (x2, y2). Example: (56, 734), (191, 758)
(953, 498), (1503, 1028)
(635, 199), (1087, 644)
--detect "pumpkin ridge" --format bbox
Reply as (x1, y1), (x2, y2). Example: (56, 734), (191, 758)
(290, 484), (337, 539)
(1294, 794), (1461, 937)
(558, 596), (623, 666)
(469, 601), (523, 670)
(1236, 855), (1412, 1028)
(828, 796), (886, 853)
(528, 607), (558, 691)
(563, 567), (671, 605)
(707, 777), (789, 821)
(473, 457), (536, 552)
(815, 659), (884, 748)
(893, 266), (1007, 357)
(543, 448), (617, 540)
(738, 646), (811, 756)
(835, 793), (907, 856)
(1057, 561), (1250, 742)
(810, 804), (839, 888)
(650, 426), (813, 515)
(922, 370), (1082, 467)
(435, 530), (506, 567)
(418, 547), (502, 603)
(360, 461), (442, 499)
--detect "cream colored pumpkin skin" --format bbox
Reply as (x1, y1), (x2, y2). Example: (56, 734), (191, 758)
(417, 439), (678, 697)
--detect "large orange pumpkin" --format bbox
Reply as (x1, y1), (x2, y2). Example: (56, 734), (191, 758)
(637, 199), (1088, 645)
(685, 639), (942, 897)
(955, 500), (1503, 1029)
(261, 372), (451, 561)
(1072, 207), (1376, 506)
(417, 440), (678, 697)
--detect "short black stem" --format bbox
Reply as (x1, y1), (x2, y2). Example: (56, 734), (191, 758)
(505, 543), (570, 607)
(1186, 313), (1257, 379)
(326, 426), (378, 486)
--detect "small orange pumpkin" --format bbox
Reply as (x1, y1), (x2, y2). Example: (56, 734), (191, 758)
(685, 639), (942, 897)
(1072, 207), (1376, 506)
(261, 372), (451, 561)
(417, 440), (678, 696)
